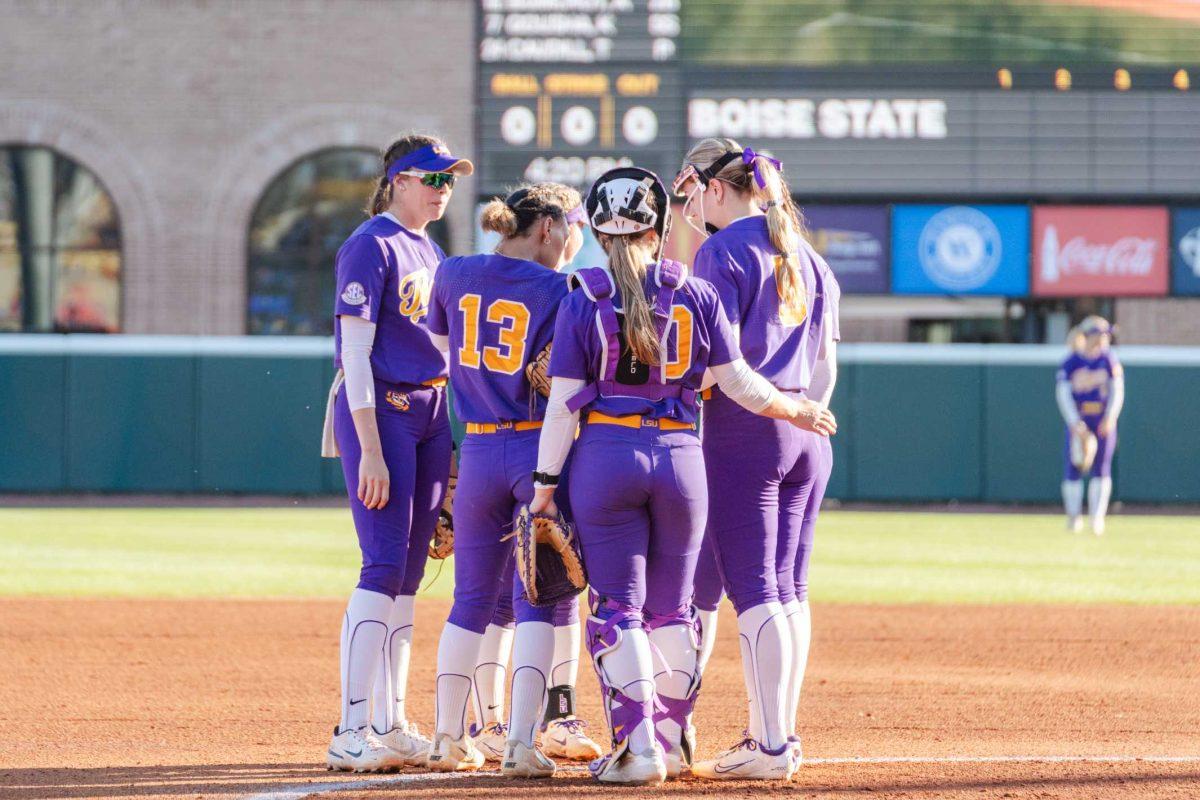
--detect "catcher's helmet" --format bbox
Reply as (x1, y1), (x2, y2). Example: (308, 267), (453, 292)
(585, 167), (672, 249)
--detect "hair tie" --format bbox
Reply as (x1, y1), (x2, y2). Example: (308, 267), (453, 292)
(742, 147), (783, 189)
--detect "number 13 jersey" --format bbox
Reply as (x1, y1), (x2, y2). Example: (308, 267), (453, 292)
(428, 253), (570, 424)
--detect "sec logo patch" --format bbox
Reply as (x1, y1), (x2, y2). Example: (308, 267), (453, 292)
(385, 391), (410, 412)
(341, 282), (367, 306)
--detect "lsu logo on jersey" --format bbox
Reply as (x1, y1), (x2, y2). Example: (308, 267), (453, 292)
(1071, 367), (1109, 397)
(385, 390), (410, 411)
(398, 269), (432, 323)
(773, 254), (808, 327)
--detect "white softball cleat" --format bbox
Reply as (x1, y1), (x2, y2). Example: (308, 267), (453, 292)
(542, 717), (604, 761)
(425, 733), (485, 772)
(1068, 516), (1084, 533)
(692, 737), (792, 781)
(326, 726), (404, 773)
(376, 721), (431, 767)
(786, 735), (803, 780)
(589, 743), (667, 785)
(472, 721), (508, 763)
(501, 739), (556, 778)
(1092, 518), (1105, 536)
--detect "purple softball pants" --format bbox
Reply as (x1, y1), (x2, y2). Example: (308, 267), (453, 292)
(334, 381), (452, 599)
(569, 423), (707, 626)
(701, 390), (832, 612)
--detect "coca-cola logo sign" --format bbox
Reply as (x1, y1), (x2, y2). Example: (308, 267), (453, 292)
(1033, 207), (1168, 297)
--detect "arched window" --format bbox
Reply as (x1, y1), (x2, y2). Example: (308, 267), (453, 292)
(247, 148), (450, 336)
(0, 146), (122, 332)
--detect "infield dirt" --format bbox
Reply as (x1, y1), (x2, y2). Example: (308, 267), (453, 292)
(0, 599), (1197, 799)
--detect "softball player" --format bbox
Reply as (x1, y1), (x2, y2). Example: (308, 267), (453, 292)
(1057, 316), (1124, 535)
(424, 183), (594, 777)
(320, 134), (472, 772)
(529, 166), (835, 785)
(674, 138), (841, 780)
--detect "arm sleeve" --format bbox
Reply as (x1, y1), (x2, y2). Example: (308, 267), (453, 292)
(1056, 380), (1080, 426)
(1104, 374), (1125, 425)
(428, 331), (449, 353)
(334, 236), (388, 323)
(710, 358), (781, 414)
(808, 338), (838, 408)
(340, 315), (377, 411)
(426, 271), (450, 336)
(535, 376), (585, 484)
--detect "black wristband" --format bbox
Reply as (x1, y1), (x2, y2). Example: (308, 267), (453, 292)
(533, 471), (559, 486)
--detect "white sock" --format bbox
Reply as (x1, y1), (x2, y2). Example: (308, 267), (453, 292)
(736, 601), (793, 751)
(595, 624), (657, 754)
(647, 621), (700, 749)
(434, 623), (483, 740)
(782, 599), (811, 738)
(1089, 476), (1113, 526)
(340, 588), (393, 732)
(1063, 480), (1083, 520)
(472, 623), (514, 730)
(551, 621), (580, 688)
(696, 608), (719, 674)
(372, 594), (415, 733)
(508, 622), (554, 747)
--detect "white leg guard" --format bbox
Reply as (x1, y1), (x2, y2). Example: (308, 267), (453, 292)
(782, 599), (811, 739)
(736, 602), (793, 751)
(647, 617), (701, 768)
(371, 594), (415, 734)
(1063, 480), (1083, 526)
(340, 589), (393, 732)
(589, 618), (657, 755)
(508, 622), (553, 747)
(1089, 476), (1113, 533)
(696, 608), (719, 675)
(434, 623), (483, 741)
(472, 623), (514, 730)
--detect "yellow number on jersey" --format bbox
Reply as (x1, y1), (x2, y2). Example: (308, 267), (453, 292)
(399, 269), (433, 323)
(665, 305), (693, 380)
(458, 295), (531, 375)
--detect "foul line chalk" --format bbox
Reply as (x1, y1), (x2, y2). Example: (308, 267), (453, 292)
(242, 756), (1200, 800)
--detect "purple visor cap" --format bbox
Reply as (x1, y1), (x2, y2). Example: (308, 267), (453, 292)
(386, 144), (475, 180)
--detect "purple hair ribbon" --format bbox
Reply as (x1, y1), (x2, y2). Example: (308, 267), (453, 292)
(742, 148), (782, 189)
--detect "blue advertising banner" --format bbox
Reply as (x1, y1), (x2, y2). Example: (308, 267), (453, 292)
(1171, 207), (1200, 296)
(892, 205), (1030, 295)
(801, 205), (889, 294)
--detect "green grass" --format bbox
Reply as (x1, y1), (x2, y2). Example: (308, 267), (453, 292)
(0, 509), (1197, 603)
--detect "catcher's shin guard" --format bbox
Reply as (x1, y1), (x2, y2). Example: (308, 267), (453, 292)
(585, 595), (664, 778)
(645, 607), (702, 773)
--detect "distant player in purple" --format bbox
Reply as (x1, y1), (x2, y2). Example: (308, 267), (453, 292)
(424, 183), (599, 777)
(319, 134), (472, 773)
(674, 137), (841, 780)
(1056, 316), (1124, 536)
(529, 167), (834, 785)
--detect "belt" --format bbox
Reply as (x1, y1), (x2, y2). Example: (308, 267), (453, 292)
(465, 420), (543, 435)
(586, 411), (696, 431)
(423, 377), (448, 387)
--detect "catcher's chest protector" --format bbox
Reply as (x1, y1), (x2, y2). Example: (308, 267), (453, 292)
(565, 261), (697, 413)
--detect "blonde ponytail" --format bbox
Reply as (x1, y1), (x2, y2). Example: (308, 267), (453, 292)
(681, 137), (809, 322)
(603, 232), (662, 366)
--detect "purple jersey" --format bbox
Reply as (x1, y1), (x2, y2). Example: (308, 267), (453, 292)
(548, 268), (739, 425)
(333, 214), (448, 385)
(693, 216), (841, 393)
(427, 253), (570, 424)
(1057, 349), (1121, 419)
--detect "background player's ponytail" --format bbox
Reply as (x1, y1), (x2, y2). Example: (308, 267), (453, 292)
(366, 133), (444, 216)
(603, 229), (662, 365)
(480, 183), (581, 239)
(685, 137), (809, 321)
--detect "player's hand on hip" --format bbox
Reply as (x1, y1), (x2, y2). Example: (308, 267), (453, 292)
(791, 398), (837, 436)
(1073, 420), (1089, 437)
(529, 486), (557, 517)
(358, 450), (390, 509)
(1097, 418), (1113, 438)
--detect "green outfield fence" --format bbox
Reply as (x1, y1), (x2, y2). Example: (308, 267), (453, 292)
(0, 337), (1196, 503)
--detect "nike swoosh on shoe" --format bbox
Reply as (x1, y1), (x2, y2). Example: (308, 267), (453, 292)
(714, 760), (753, 773)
